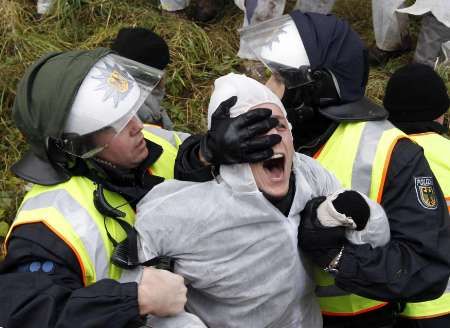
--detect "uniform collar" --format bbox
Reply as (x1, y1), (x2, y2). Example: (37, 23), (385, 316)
(85, 139), (165, 206)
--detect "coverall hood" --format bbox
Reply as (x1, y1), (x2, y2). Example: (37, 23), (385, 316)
(208, 73), (294, 197)
(207, 73), (287, 127)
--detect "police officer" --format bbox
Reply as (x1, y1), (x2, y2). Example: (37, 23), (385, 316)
(383, 63), (450, 328)
(251, 11), (450, 328)
(180, 10), (450, 328)
(0, 48), (279, 327)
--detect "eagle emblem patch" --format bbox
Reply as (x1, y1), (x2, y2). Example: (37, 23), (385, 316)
(91, 61), (135, 108)
(414, 177), (438, 210)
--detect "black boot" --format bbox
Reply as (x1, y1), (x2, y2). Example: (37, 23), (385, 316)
(368, 36), (412, 66)
(368, 47), (409, 66)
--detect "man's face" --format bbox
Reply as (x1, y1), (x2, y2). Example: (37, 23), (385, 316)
(250, 103), (294, 199)
(94, 116), (148, 169)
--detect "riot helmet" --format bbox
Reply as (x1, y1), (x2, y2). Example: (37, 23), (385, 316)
(239, 11), (387, 123)
(60, 53), (163, 159)
(12, 48), (163, 185)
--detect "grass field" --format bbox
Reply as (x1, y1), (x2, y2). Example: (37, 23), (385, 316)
(0, 0), (449, 241)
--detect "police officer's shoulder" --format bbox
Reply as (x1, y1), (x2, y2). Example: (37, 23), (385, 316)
(5, 223), (82, 278)
(388, 138), (425, 175)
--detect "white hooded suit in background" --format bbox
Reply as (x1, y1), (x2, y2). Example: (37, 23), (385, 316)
(121, 73), (389, 327)
(235, 0), (449, 66)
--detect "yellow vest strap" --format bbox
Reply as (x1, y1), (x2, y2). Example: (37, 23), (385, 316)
(9, 207), (95, 286)
(400, 292), (450, 319)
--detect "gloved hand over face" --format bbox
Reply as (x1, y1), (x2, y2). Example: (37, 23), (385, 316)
(299, 190), (371, 269)
(200, 96), (282, 164)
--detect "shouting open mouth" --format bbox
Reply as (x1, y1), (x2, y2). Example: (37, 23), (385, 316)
(262, 153), (286, 181)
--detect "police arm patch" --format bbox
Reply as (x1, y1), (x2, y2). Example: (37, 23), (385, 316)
(414, 177), (438, 210)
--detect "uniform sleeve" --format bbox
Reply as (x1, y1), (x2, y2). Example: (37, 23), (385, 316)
(174, 134), (216, 182)
(0, 224), (144, 328)
(336, 139), (450, 302)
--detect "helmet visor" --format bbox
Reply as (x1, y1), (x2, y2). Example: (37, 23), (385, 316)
(59, 115), (142, 159)
(239, 15), (311, 88)
(61, 54), (163, 158)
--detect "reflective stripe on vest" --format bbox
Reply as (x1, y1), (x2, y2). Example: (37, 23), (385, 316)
(399, 132), (450, 319)
(409, 133), (450, 207)
(6, 177), (134, 286)
(314, 121), (407, 315)
(142, 125), (184, 179)
(5, 129), (181, 285)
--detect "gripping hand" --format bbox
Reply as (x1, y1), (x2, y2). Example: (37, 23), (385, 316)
(299, 196), (346, 269)
(200, 96), (281, 164)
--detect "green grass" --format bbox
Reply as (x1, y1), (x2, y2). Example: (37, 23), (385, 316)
(0, 0), (449, 246)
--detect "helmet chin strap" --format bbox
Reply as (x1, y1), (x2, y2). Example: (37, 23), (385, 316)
(46, 136), (81, 175)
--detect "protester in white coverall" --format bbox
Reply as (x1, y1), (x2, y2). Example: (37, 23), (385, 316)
(234, 0), (450, 66)
(373, 0), (450, 66)
(121, 73), (390, 328)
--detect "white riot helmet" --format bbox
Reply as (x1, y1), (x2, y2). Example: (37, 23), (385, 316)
(239, 14), (312, 89)
(239, 11), (388, 123)
(61, 53), (164, 158)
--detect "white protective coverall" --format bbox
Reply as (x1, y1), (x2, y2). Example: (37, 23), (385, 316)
(121, 73), (390, 328)
(37, 0), (55, 14)
(159, 0), (189, 11)
(235, 0), (450, 65)
(369, 0), (450, 66)
(391, 0), (450, 65)
(235, 0), (287, 59)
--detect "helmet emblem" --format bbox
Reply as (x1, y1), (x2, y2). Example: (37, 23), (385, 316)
(92, 61), (135, 108)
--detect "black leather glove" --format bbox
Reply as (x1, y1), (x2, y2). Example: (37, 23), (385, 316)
(200, 96), (282, 164)
(299, 196), (346, 269)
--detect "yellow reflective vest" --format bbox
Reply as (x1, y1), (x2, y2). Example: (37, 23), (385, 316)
(313, 120), (407, 315)
(399, 132), (450, 319)
(4, 125), (185, 286)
